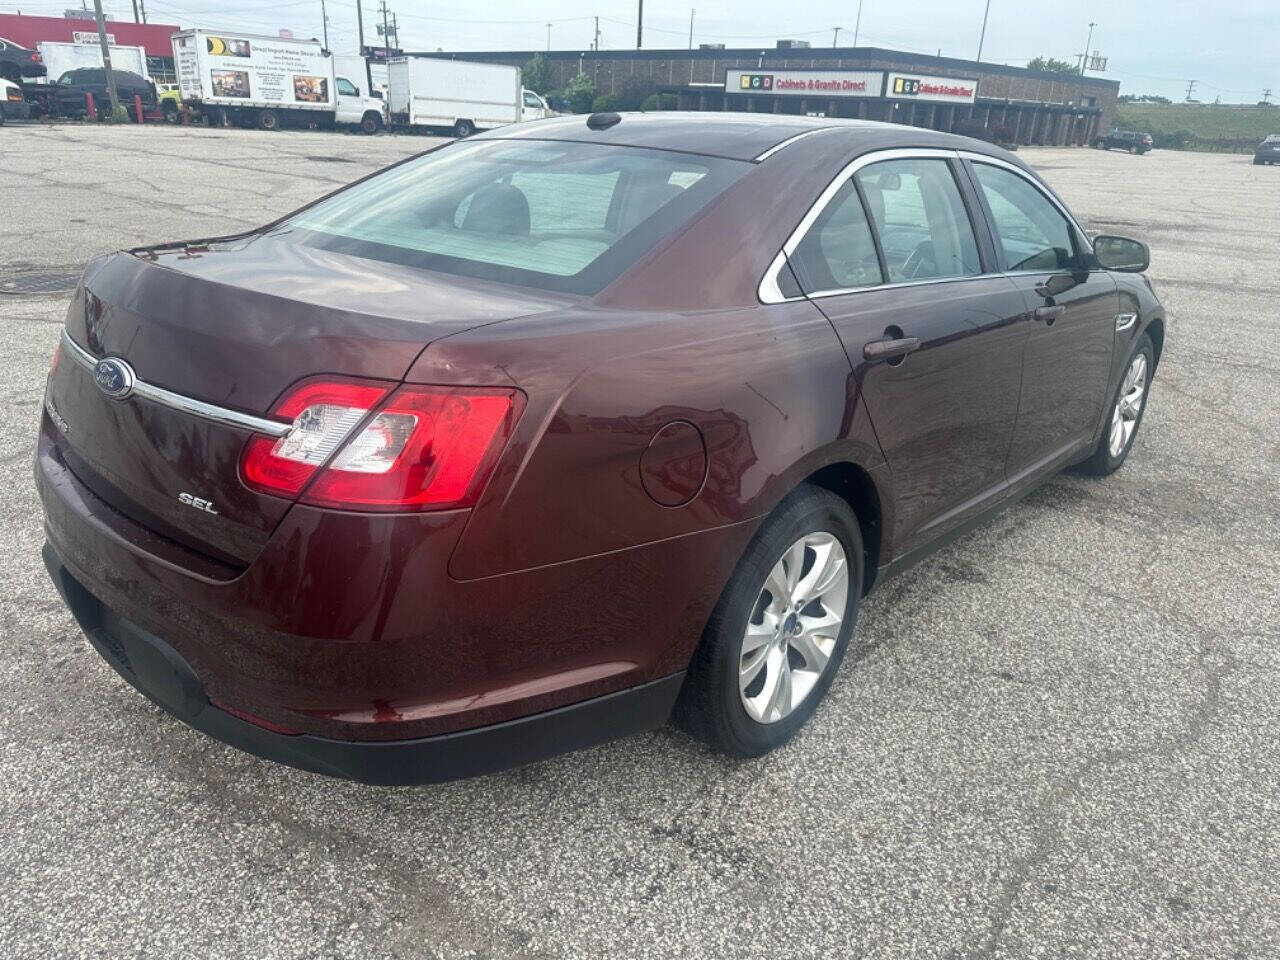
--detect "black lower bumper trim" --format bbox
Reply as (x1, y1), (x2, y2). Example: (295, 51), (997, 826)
(43, 543), (685, 786)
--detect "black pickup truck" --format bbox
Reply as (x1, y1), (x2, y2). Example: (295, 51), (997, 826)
(1094, 128), (1154, 154)
(0, 35), (46, 84)
(1254, 135), (1280, 165)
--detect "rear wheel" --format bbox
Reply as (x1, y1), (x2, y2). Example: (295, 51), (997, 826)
(162, 100), (179, 123)
(258, 109), (279, 131)
(1076, 333), (1154, 476)
(360, 111), (382, 134)
(675, 485), (862, 757)
(453, 118), (475, 138)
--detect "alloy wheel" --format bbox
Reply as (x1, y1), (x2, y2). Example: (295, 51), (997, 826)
(739, 532), (850, 724)
(1109, 352), (1148, 458)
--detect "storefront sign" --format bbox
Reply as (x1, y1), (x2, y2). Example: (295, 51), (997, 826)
(72, 30), (114, 44)
(886, 72), (977, 103)
(725, 68), (884, 98)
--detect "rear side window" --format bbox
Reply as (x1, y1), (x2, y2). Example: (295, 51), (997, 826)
(787, 181), (883, 294)
(282, 139), (745, 295)
(972, 163), (1076, 272)
(854, 158), (982, 283)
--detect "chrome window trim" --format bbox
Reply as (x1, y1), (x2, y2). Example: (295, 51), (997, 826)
(758, 147), (1097, 305)
(759, 147), (987, 304)
(59, 329), (292, 438)
(754, 128), (832, 162)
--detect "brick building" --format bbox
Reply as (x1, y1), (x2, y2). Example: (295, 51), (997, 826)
(418, 45), (1120, 147)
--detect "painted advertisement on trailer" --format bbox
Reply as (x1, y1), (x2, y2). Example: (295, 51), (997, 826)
(172, 29), (333, 109)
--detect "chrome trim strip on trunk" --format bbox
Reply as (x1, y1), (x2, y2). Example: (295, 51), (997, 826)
(59, 329), (292, 438)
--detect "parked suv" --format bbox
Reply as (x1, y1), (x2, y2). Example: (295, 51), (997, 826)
(1254, 134), (1280, 165)
(53, 67), (156, 118)
(1094, 128), (1153, 154)
(0, 35), (46, 84)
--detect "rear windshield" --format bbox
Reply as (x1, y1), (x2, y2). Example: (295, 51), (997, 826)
(275, 139), (747, 295)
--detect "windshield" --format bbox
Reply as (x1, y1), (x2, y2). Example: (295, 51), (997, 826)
(276, 139), (747, 295)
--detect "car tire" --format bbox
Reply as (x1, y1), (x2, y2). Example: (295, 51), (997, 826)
(258, 109), (279, 131)
(360, 111), (382, 135)
(675, 484), (863, 757)
(453, 118), (475, 138)
(1076, 332), (1155, 477)
(162, 101), (179, 124)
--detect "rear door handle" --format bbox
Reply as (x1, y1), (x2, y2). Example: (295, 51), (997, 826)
(863, 337), (921, 363)
(1034, 305), (1066, 325)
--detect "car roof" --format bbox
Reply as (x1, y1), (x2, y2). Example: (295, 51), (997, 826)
(477, 111), (1009, 163)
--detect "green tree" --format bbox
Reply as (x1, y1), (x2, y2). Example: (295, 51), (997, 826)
(564, 73), (596, 114)
(521, 54), (553, 95)
(591, 93), (620, 112)
(1027, 56), (1080, 75)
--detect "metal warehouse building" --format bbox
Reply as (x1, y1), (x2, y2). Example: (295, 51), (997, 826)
(422, 45), (1120, 147)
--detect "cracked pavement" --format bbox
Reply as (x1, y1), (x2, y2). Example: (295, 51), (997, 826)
(1, 124), (1278, 959)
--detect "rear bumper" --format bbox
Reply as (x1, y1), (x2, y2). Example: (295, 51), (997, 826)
(44, 543), (684, 785)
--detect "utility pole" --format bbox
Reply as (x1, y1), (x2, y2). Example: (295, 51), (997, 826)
(546, 22), (552, 51)
(688, 8), (695, 50)
(831, 26), (840, 48)
(1185, 79), (1197, 101)
(355, 0), (371, 91)
(320, 0), (329, 50)
(852, 0), (863, 47)
(1077, 21), (1096, 74)
(636, 0), (643, 49)
(593, 16), (600, 51)
(130, 0), (139, 23)
(380, 0), (391, 66)
(1263, 88), (1272, 104)
(91, 0), (120, 118)
(976, 0), (992, 62)
(139, 0), (147, 24)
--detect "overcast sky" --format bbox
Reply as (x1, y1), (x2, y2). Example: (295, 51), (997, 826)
(5, 0), (1275, 102)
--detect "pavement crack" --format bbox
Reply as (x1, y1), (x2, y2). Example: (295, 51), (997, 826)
(956, 640), (1235, 959)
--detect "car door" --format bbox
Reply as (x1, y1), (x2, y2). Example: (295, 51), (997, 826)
(965, 158), (1118, 477)
(781, 150), (1030, 553)
(522, 90), (544, 121)
(334, 76), (360, 123)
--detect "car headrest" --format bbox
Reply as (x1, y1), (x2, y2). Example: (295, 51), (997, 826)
(462, 183), (530, 235)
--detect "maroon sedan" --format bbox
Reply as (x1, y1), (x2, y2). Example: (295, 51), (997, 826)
(37, 114), (1164, 783)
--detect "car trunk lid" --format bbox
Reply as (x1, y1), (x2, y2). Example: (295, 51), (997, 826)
(46, 236), (568, 568)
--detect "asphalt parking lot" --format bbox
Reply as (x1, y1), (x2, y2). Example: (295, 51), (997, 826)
(1, 123), (1278, 959)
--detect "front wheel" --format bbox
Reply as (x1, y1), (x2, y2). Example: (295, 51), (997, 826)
(675, 485), (862, 757)
(1076, 333), (1154, 476)
(360, 111), (382, 135)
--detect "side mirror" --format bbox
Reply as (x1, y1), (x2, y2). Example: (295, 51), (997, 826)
(1093, 235), (1149, 273)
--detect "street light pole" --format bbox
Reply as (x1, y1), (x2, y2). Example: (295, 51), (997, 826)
(688, 8), (695, 50)
(975, 0), (991, 62)
(320, 0), (329, 49)
(546, 22), (552, 51)
(1078, 21), (1096, 74)
(636, 0), (643, 49)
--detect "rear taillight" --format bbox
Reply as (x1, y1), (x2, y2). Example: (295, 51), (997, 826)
(31, 52), (41, 62)
(6, 88), (21, 102)
(241, 379), (523, 512)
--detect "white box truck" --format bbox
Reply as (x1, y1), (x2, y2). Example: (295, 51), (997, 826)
(387, 57), (548, 137)
(171, 29), (385, 133)
(37, 41), (150, 83)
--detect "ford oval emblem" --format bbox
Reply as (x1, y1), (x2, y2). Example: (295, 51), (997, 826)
(93, 357), (136, 401)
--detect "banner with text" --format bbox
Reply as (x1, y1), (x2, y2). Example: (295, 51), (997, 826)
(885, 72), (978, 104)
(725, 69), (884, 98)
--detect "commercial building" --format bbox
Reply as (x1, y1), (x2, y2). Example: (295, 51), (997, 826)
(0, 12), (182, 81)
(421, 45), (1120, 147)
